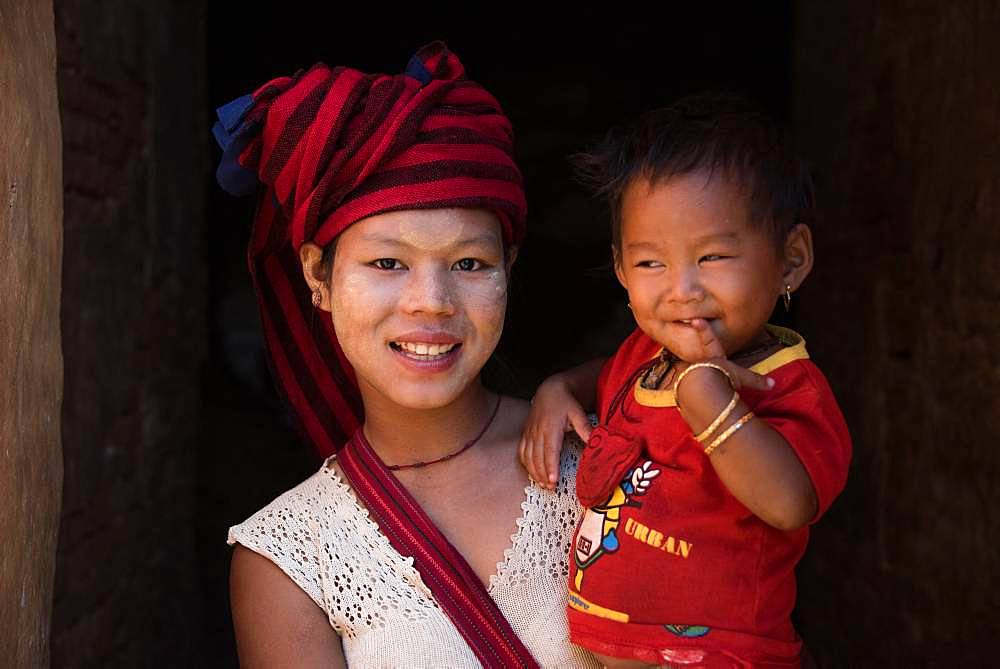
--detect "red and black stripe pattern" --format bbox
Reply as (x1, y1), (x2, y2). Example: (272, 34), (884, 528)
(213, 42), (526, 456)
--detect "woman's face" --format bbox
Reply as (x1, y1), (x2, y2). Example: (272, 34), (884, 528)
(307, 208), (512, 411)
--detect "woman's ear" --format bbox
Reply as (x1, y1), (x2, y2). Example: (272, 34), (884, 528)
(781, 224), (814, 293)
(299, 242), (331, 312)
(504, 245), (519, 275)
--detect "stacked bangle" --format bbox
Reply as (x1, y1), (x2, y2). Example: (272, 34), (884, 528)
(673, 362), (736, 405)
(704, 410), (755, 456)
(693, 391), (739, 442)
(674, 362), (755, 455)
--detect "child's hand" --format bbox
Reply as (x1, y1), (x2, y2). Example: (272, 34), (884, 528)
(681, 318), (776, 392)
(680, 319), (820, 531)
(518, 375), (594, 490)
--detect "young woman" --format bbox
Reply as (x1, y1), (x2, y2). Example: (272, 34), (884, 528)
(214, 42), (598, 668)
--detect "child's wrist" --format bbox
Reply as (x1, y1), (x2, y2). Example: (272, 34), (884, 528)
(675, 364), (739, 429)
(533, 373), (572, 404)
(541, 371), (571, 392)
(675, 362), (735, 402)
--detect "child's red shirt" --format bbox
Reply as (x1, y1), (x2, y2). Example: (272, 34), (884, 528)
(568, 326), (851, 667)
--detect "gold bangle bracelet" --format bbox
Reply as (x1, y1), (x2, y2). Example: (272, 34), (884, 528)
(704, 411), (755, 456)
(694, 391), (739, 443)
(673, 362), (736, 410)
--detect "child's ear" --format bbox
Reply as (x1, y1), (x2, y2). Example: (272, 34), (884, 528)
(613, 246), (628, 289)
(781, 223), (814, 292)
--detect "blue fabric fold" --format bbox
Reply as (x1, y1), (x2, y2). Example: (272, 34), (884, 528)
(404, 54), (433, 86)
(213, 94), (260, 196)
(216, 94), (255, 135)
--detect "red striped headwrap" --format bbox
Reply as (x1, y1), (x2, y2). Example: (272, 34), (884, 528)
(213, 42), (527, 456)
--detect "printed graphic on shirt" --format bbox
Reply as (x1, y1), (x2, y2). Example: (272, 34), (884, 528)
(570, 460), (708, 637)
(664, 624), (710, 638)
(573, 461), (660, 592)
(622, 516), (694, 557)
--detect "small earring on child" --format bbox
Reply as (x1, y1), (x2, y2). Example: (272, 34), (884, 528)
(783, 284), (792, 312)
(311, 288), (323, 308)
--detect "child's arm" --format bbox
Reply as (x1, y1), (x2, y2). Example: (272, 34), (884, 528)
(518, 358), (606, 490)
(677, 320), (818, 530)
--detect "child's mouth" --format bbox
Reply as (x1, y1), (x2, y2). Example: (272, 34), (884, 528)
(670, 317), (718, 329)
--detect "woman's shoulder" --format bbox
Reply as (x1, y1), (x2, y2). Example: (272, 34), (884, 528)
(226, 460), (360, 607)
(494, 393), (531, 440)
(229, 460), (344, 530)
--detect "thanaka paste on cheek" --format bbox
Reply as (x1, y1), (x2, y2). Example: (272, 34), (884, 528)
(478, 270), (507, 350)
(329, 265), (395, 360)
(489, 270), (506, 295)
(467, 268), (508, 304)
(457, 267), (507, 352)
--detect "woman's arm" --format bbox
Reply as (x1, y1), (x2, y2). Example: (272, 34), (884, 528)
(230, 545), (346, 668)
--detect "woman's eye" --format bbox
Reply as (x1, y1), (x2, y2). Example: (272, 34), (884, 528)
(452, 258), (484, 271)
(371, 258), (404, 270)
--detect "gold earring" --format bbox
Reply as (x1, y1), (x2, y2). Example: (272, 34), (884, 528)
(783, 284), (792, 312)
(311, 289), (322, 308)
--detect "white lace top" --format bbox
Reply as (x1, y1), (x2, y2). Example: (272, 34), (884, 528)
(228, 447), (598, 668)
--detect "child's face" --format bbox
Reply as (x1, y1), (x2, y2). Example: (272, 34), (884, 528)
(616, 173), (785, 361)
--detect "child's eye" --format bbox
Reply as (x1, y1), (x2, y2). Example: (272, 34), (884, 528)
(371, 258), (405, 270)
(635, 260), (664, 268)
(699, 254), (729, 263)
(452, 258), (486, 271)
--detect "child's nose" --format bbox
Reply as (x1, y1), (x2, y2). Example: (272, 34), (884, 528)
(666, 266), (706, 303)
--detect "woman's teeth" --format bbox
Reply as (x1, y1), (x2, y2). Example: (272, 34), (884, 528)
(393, 342), (458, 357)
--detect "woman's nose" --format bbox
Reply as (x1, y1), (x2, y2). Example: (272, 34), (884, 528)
(399, 266), (456, 316)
